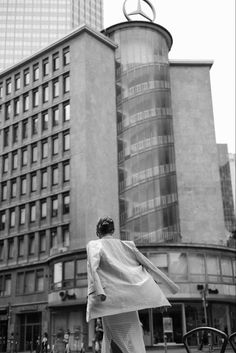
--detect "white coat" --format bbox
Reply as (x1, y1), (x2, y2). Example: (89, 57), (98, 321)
(86, 236), (179, 322)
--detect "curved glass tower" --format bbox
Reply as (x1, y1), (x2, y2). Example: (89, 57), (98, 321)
(105, 22), (181, 244)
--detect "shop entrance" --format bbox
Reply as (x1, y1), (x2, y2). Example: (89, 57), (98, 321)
(17, 313), (42, 352)
(0, 320), (8, 352)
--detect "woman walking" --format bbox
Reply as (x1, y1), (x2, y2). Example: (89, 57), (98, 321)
(86, 217), (179, 353)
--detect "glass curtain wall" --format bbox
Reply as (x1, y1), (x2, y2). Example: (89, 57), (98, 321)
(106, 23), (180, 243)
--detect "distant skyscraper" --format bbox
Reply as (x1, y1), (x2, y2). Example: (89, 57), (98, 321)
(217, 144), (236, 232)
(0, 0), (103, 70)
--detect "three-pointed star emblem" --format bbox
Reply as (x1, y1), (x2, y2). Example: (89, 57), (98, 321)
(123, 0), (156, 22)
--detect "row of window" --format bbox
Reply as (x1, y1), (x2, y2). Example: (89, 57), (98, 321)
(0, 225), (70, 263)
(0, 46), (69, 99)
(147, 251), (236, 283)
(1, 101), (70, 151)
(1, 131), (70, 174)
(1, 74), (69, 123)
(52, 258), (87, 290)
(1, 160), (69, 202)
(0, 192), (70, 231)
(0, 256), (87, 296)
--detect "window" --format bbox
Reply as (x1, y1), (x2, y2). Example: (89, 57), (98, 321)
(62, 226), (70, 247)
(43, 58), (49, 76)
(149, 253), (168, 275)
(53, 78), (59, 98)
(40, 199), (47, 219)
(14, 98), (20, 115)
(63, 161), (70, 182)
(15, 74), (21, 90)
(10, 208), (16, 228)
(30, 203), (36, 222)
(63, 47), (70, 66)
(5, 102), (11, 120)
(31, 172), (37, 192)
(18, 237), (24, 257)
(32, 115), (38, 135)
(21, 147), (28, 167)
(3, 155), (9, 173)
(0, 211), (6, 231)
(39, 231), (46, 253)
(22, 119), (28, 139)
(206, 255), (221, 282)
(33, 64), (39, 81)
(0, 274), (11, 296)
(12, 123), (18, 144)
(25, 271), (34, 292)
(20, 175), (27, 195)
(42, 111), (49, 131)
(52, 135), (59, 155)
(19, 206), (26, 225)
(42, 139), (48, 159)
(63, 261), (74, 287)
(42, 84), (49, 103)
(41, 169), (48, 189)
(52, 196), (58, 217)
(0, 241), (4, 261)
(11, 179), (17, 198)
(51, 228), (57, 248)
(52, 165), (59, 186)
(33, 89), (39, 107)
(12, 151), (18, 170)
(76, 259), (87, 282)
(53, 262), (62, 289)
(6, 78), (12, 95)
(189, 253), (205, 282)
(24, 69), (30, 86)
(169, 252), (187, 280)
(63, 74), (70, 93)
(36, 269), (44, 291)
(31, 144), (38, 163)
(52, 106), (59, 126)
(16, 273), (24, 295)
(28, 234), (35, 255)
(63, 101), (70, 121)
(0, 83), (3, 99)
(53, 53), (59, 71)
(63, 192), (70, 214)
(3, 128), (9, 147)
(63, 131), (70, 151)
(1, 182), (7, 201)
(23, 94), (29, 111)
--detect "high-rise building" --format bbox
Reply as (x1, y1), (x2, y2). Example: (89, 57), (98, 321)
(0, 17), (235, 353)
(217, 144), (236, 232)
(0, 0), (103, 70)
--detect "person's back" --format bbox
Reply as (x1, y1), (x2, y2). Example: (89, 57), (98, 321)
(86, 216), (179, 353)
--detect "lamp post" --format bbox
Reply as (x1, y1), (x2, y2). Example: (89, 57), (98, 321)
(197, 284), (208, 325)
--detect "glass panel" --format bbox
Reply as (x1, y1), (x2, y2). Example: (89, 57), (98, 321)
(206, 255), (221, 282)
(25, 272), (34, 293)
(54, 262), (62, 288)
(189, 254), (205, 282)
(169, 252), (187, 280)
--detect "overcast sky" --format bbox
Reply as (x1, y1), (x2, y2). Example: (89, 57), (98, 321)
(103, 0), (235, 153)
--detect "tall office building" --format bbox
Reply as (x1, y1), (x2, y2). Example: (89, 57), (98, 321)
(217, 144), (236, 232)
(0, 15), (235, 353)
(0, 0), (103, 70)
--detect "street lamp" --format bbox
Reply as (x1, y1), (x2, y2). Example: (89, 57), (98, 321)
(197, 284), (219, 325)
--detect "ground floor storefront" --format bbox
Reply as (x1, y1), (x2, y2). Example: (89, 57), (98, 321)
(1, 300), (235, 352)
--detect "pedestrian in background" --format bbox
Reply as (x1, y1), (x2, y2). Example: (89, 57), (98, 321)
(86, 217), (179, 353)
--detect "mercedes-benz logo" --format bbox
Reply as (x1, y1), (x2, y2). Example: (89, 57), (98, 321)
(123, 0), (156, 22)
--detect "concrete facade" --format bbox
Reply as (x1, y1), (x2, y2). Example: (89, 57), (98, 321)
(170, 62), (227, 244)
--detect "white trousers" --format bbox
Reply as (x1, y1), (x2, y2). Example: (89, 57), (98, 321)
(101, 311), (146, 353)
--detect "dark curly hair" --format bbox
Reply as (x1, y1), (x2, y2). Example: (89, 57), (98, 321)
(96, 217), (115, 237)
